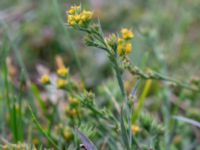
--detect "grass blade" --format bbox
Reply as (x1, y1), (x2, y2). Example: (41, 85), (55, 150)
(173, 116), (200, 128)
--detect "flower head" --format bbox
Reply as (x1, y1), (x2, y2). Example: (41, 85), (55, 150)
(124, 43), (132, 54)
(117, 42), (132, 56)
(63, 127), (74, 141)
(66, 5), (93, 27)
(121, 28), (134, 40)
(131, 124), (140, 135)
(40, 74), (50, 85)
(56, 79), (68, 89)
(69, 97), (80, 107)
(67, 5), (81, 15)
(57, 67), (69, 77)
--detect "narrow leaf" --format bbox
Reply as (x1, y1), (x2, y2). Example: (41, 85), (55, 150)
(75, 128), (97, 150)
(173, 116), (200, 128)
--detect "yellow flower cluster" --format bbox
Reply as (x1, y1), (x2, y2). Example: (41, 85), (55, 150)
(57, 67), (69, 77)
(63, 126), (74, 141)
(56, 66), (69, 89)
(67, 5), (93, 27)
(65, 96), (80, 118)
(69, 96), (80, 107)
(131, 124), (140, 135)
(40, 74), (50, 85)
(40, 66), (70, 89)
(56, 79), (68, 89)
(117, 28), (134, 56)
(65, 106), (79, 118)
(121, 28), (134, 40)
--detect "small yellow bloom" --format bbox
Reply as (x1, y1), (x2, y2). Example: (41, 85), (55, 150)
(121, 28), (134, 40)
(117, 42), (132, 55)
(67, 9), (75, 15)
(81, 10), (93, 21)
(67, 5), (81, 15)
(69, 97), (80, 107)
(57, 67), (69, 77)
(56, 79), (67, 89)
(118, 38), (124, 44)
(74, 15), (81, 22)
(67, 15), (75, 26)
(125, 43), (132, 54)
(65, 106), (79, 117)
(131, 124), (140, 135)
(40, 74), (50, 85)
(63, 127), (74, 141)
(117, 44), (123, 56)
(66, 5), (92, 27)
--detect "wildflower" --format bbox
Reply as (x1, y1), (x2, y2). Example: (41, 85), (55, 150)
(57, 67), (69, 77)
(80, 10), (93, 22)
(131, 124), (140, 135)
(40, 74), (50, 85)
(118, 38), (123, 44)
(67, 5), (81, 15)
(106, 34), (118, 49)
(66, 5), (93, 27)
(65, 106), (79, 117)
(56, 79), (67, 89)
(121, 28), (134, 40)
(117, 42), (132, 55)
(63, 127), (74, 141)
(124, 43), (132, 54)
(117, 44), (123, 55)
(69, 97), (80, 107)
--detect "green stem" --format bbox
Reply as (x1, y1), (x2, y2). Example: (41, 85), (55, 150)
(28, 105), (59, 149)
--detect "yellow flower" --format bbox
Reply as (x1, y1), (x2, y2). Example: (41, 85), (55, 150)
(81, 10), (93, 21)
(67, 8), (75, 15)
(65, 106), (79, 117)
(63, 127), (74, 141)
(67, 15), (75, 26)
(57, 67), (69, 77)
(131, 124), (140, 135)
(118, 38), (124, 44)
(67, 5), (81, 15)
(121, 28), (134, 40)
(69, 97), (80, 107)
(74, 15), (81, 22)
(40, 74), (50, 85)
(117, 44), (123, 56)
(56, 79), (67, 89)
(117, 42), (132, 55)
(66, 5), (92, 27)
(125, 43), (132, 54)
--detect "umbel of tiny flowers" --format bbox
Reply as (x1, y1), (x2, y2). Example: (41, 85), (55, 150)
(57, 67), (69, 78)
(66, 5), (93, 28)
(117, 28), (134, 56)
(56, 79), (68, 89)
(40, 74), (50, 85)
